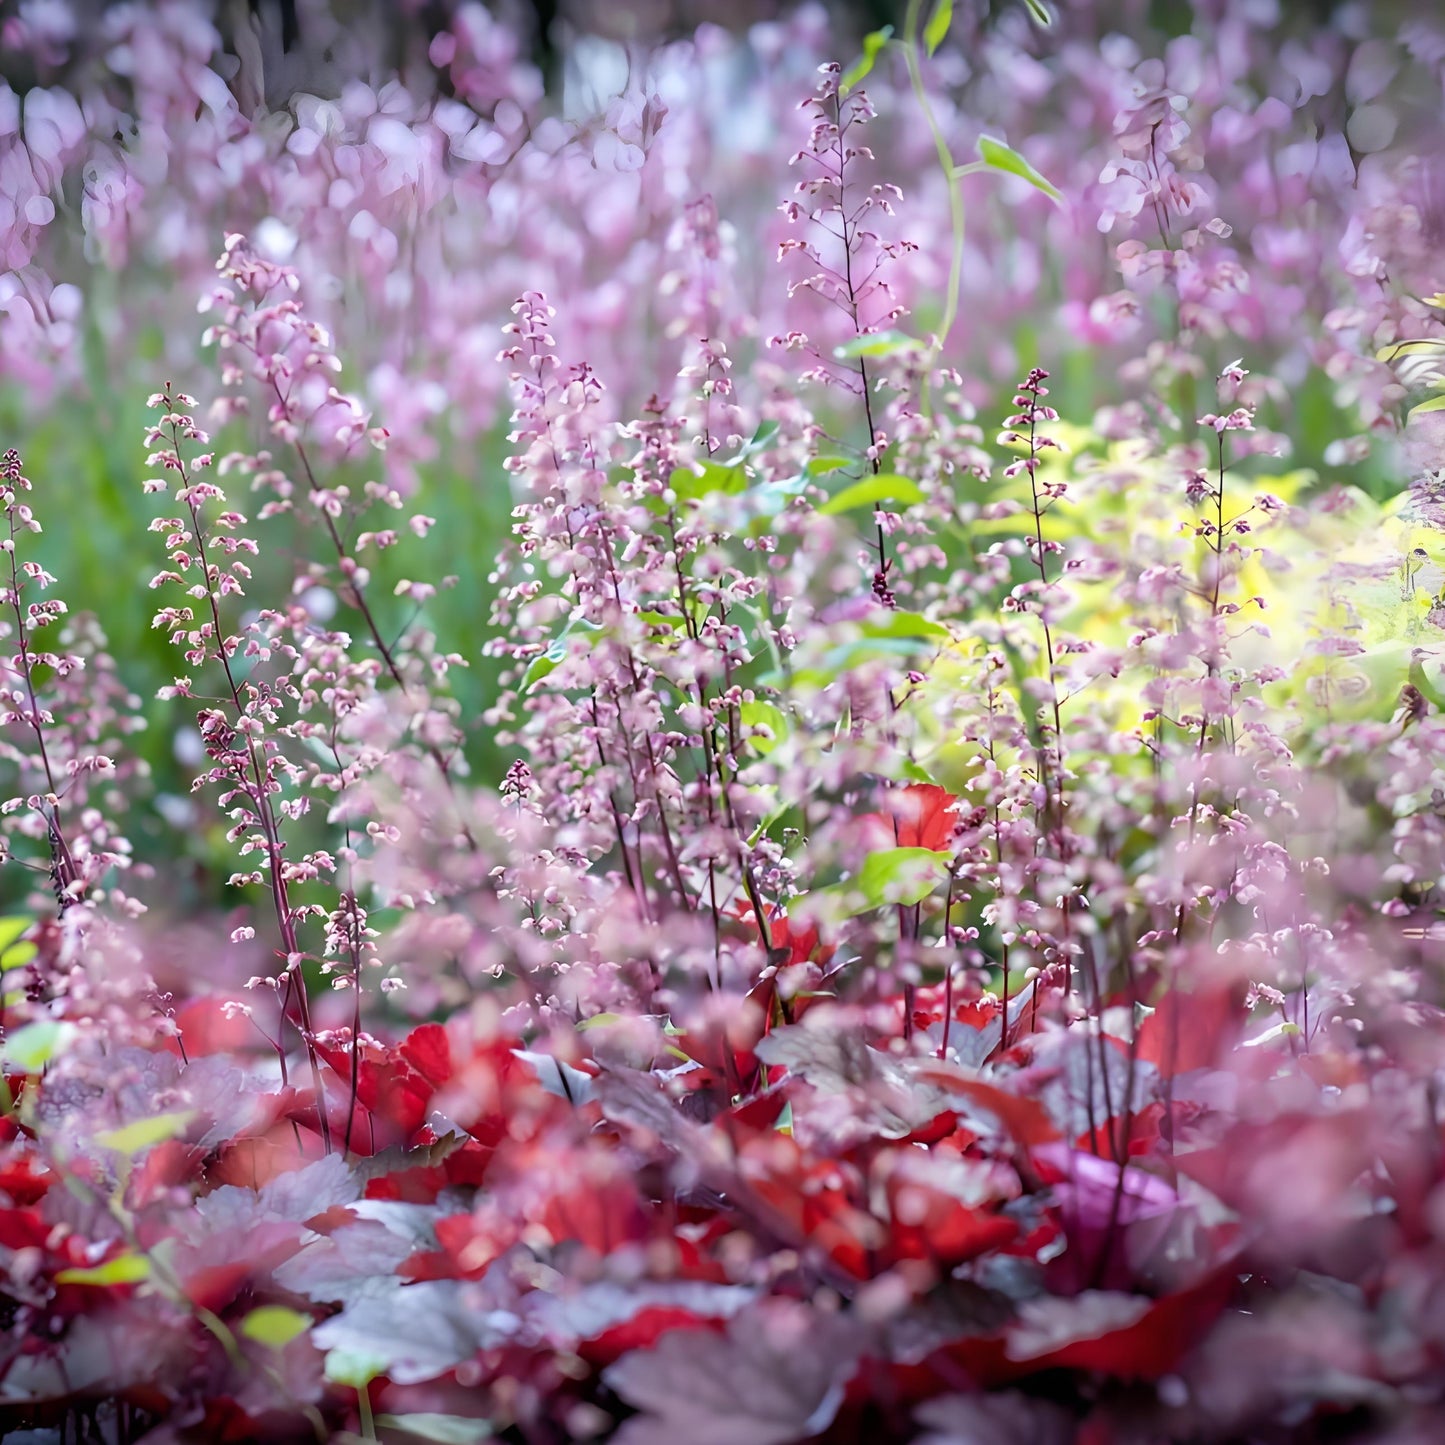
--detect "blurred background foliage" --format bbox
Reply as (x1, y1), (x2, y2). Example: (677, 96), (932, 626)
(0, 0), (1433, 909)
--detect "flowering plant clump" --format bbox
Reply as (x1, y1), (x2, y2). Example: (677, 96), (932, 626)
(2, 0), (1445, 1440)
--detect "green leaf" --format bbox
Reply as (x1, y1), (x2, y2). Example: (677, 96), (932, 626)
(375, 1415), (493, 1444)
(858, 610), (950, 641)
(523, 618), (604, 690)
(923, 0), (953, 54)
(806, 456), (855, 477)
(96, 1110), (195, 1156)
(896, 758), (942, 786)
(1408, 393), (1445, 419)
(1379, 339), (1445, 361)
(820, 474), (926, 515)
(1409, 652), (1445, 710)
(577, 1011), (624, 1031)
(844, 848), (951, 913)
(840, 26), (893, 95)
(738, 419), (780, 459)
(739, 700), (789, 756)
(0, 917), (35, 974)
(776, 635), (941, 689)
(241, 1305), (313, 1348)
(1022, 0), (1052, 23)
(833, 329), (925, 361)
(973, 135), (1063, 204)
(747, 472), (809, 528)
(324, 1348), (389, 1388)
(2, 1019), (66, 1073)
(56, 1252), (151, 1287)
(669, 462), (746, 503)
(858, 847), (950, 904)
(0, 944), (36, 973)
(0, 917), (32, 952)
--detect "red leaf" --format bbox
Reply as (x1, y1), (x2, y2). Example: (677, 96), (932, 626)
(401, 1211), (521, 1281)
(168, 996), (258, 1059)
(768, 914), (835, 968)
(128, 1140), (203, 1210)
(0, 1152), (51, 1206)
(889, 1195), (1018, 1269)
(303, 1204), (362, 1235)
(363, 1136), (494, 1203)
(936, 1271), (1235, 1386)
(728, 1087), (790, 1132)
(206, 1129), (326, 1190)
(744, 1135), (879, 1279)
(400, 1022), (453, 1088)
(1014, 1272), (1235, 1379)
(1137, 983), (1245, 1076)
(874, 784), (960, 851)
(0, 1204), (50, 1251)
(182, 1261), (255, 1314)
(671, 995), (767, 1086)
(907, 1063), (1061, 1149)
(881, 1149), (1019, 1268)
(540, 1169), (651, 1257)
(582, 1307), (727, 1367)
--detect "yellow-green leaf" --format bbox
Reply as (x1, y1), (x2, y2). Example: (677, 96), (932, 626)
(2, 1019), (67, 1073)
(577, 1012), (624, 1031)
(1408, 393), (1445, 419)
(820, 847), (952, 917)
(0, 918), (35, 972)
(1379, 338), (1445, 362)
(858, 610), (950, 641)
(974, 135), (1063, 204)
(241, 1305), (313, 1348)
(523, 618), (604, 690)
(56, 1253), (150, 1287)
(820, 475), (926, 515)
(924, 0), (953, 55)
(833, 329), (925, 361)
(96, 1110), (195, 1156)
(840, 26), (892, 95)
(668, 462), (746, 503)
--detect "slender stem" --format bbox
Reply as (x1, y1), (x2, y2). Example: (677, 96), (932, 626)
(829, 90), (889, 596)
(164, 408), (331, 1153)
(2, 458), (78, 912)
(268, 378), (479, 852)
(902, 0), (967, 363)
(1092, 943), (1144, 1286)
